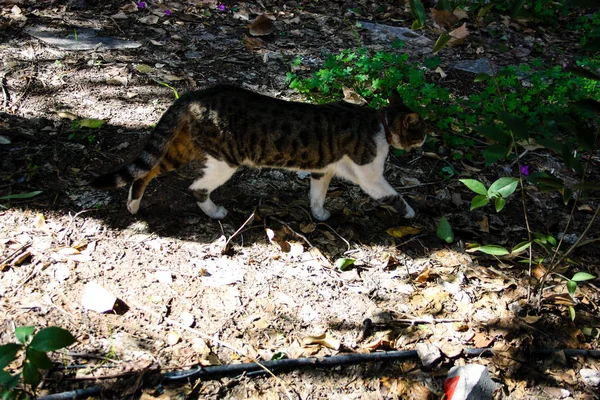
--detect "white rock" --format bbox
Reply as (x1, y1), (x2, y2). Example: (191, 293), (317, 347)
(81, 281), (117, 313)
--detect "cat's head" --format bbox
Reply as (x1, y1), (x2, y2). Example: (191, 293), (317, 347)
(383, 93), (427, 150)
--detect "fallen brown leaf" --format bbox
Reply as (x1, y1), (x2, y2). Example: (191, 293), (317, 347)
(243, 34), (267, 50)
(249, 14), (274, 36)
(431, 8), (458, 30)
(302, 332), (341, 350)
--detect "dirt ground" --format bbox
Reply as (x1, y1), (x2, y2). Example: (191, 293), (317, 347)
(1, 1), (599, 399)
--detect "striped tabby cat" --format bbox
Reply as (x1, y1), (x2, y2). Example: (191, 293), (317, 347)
(92, 84), (425, 221)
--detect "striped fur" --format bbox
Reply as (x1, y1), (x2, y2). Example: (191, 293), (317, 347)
(91, 84), (426, 220)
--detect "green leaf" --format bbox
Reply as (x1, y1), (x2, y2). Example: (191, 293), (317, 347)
(568, 306), (576, 321)
(26, 348), (53, 370)
(271, 352), (287, 360)
(423, 56), (442, 70)
(475, 124), (508, 145)
(432, 33), (451, 54)
(135, 64), (153, 73)
(470, 195), (489, 211)
(391, 38), (404, 49)
(566, 66), (600, 81)
(511, 0), (525, 17)
(436, 216), (454, 243)
(0, 371), (19, 392)
(572, 272), (596, 282)
(15, 326), (35, 345)
(0, 191), (42, 200)
(29, 327), (76, 352)
(459, 179), (488, 196)
(335, 258), (356, 271)
(435, 0), (451, 11)
(409, 0), (426, 28)
(0, 344), (21, 370)
(483, 144), (510, 166)
(582, 37), (600, 52)
(511, 241), (531, 255)
(474, 73), (491, 82)
(567, 280), (577, 297)
(527, 172), (564, 192)
(498, 112), (528, 139)
(495, 197), (506, 212)
(77, 119), (105, 129)
(470, 245), (510, 256)
(488, 177), (518, 198)
(22, 359), (41, 388)
(572, 183), (600, 191)
(477, 3), (494, 18)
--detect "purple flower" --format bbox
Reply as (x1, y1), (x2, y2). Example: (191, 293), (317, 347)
(137, 2), (146, 9)
(217, 3), (226, 11)
(520, 164), (530, 176)
(164, 9), (171, 16)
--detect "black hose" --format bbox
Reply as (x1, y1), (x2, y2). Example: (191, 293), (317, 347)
(38, 347), (600, 400)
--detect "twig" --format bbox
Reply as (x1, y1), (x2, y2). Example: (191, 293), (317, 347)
(59, 209), (93, 244)
(0, 240), (31, 266)
(222, 209), (256, 254)
(317, 222), (351, 252)
(272, 217), (313, 248)
(127, 298), (295, 400)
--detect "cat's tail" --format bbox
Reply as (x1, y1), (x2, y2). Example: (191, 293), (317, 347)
(90, 103), (184, 190)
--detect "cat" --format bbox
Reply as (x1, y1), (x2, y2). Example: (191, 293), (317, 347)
(91, 84), (426, 221)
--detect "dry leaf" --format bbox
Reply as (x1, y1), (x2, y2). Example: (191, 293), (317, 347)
(386, 226), (421, 238)
(544, 293), (576, 306)
(477, 216), (489, 233)
(448, 22), (469, 47)
(81, 281), (117, 313)
(453, 9), (469, 20)
(415, 265), (431, 283)
(299, 222), (316, 234)
(431, 8), (458, 30)
(577, 204), (594, 212)
(302, 332), (341, 350)
(120, 1), (138, 12)
(342, 86), (367, 105)
(57, 111), (78, 120)
(249, 14), (274, 36)
(11, 251), (31, 266)
(434, 66), (447, 78)
(139, 15), (159, 25)
(243, 35), (267, 49)
(422, 152), (443, 160)
(33, 213), (47, 231)
(473, 331), (494, 348)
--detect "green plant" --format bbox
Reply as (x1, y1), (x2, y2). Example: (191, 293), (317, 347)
(565, 272), (596, 320)
(459, 177), (518, 212)
(287, 47), (450, 116)
(68, 118), (105, 144)
(0, 326), (76, 399)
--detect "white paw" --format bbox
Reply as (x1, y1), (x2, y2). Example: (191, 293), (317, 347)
(198, 201), (228, 219)
(402, 203), (416, 219)
(127, 199), (140, 214)
(312, 207), (331, 221)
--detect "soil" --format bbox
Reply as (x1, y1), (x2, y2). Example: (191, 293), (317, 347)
(1, 1), (599, 399)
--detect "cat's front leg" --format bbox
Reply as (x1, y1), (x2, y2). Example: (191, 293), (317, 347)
(358, 177), (416, 219)
(309, 172), (333, 221)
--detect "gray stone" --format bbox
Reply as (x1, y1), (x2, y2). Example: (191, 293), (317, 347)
(415, 343), (442, 368)
(26, 25), (142, 51)
(450, 58), (496, 75)
(360, 22), (431, 46)
(580, 368), (600, 387)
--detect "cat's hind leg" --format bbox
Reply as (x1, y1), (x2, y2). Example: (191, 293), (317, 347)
(127, 167), (161, 214)
(309, 171), (333, 221)
(189, 156), (238, 219)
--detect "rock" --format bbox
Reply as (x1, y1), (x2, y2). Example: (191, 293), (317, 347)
(360, 22), (432, 46)
(450, 58), (496, 75)
(444, 364), (499, 400)
(580, 368), (600, 387)
(81, 281), (117, 313)
(415, 343), (442, 368)
(26, 25), (142, 51)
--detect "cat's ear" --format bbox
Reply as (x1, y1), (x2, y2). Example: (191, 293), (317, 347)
(388, 91), (405, 107)
(402, 113), (420, 128)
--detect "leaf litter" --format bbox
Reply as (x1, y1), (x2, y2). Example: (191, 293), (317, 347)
(0, 0), (599, 398)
